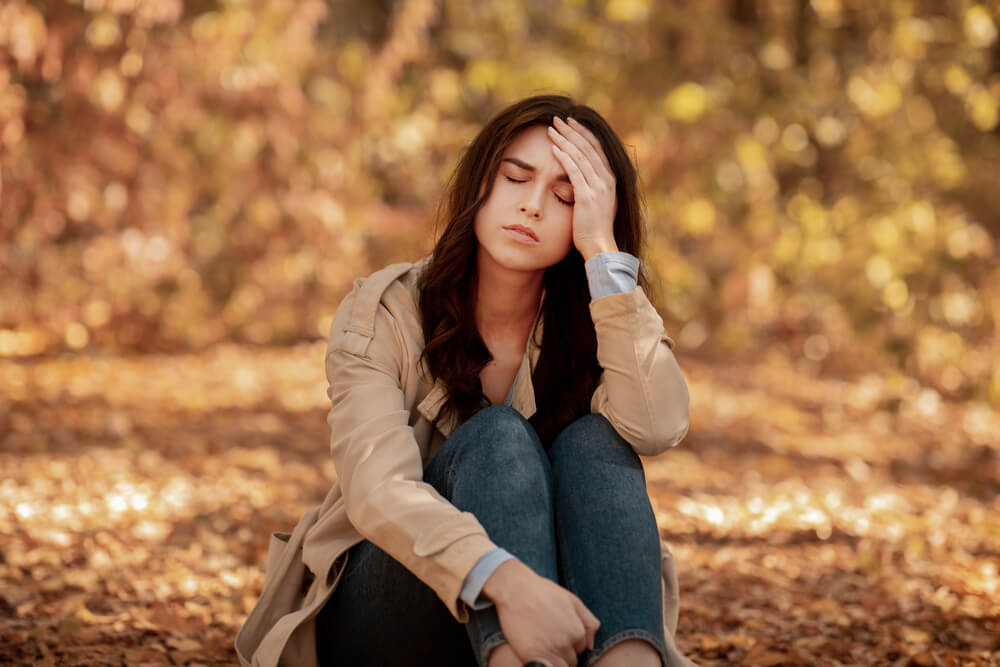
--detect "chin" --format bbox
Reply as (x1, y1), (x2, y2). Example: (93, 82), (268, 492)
(474, 216), (573, 271)
(490, 250), (548, 272)
(479, 242), (561, 274)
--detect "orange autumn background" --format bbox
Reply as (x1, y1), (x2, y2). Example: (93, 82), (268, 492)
(1, 1), (998, 665)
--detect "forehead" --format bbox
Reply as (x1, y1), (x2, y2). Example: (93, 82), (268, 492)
(503, 124), (553, 156)
(500, 125), (571, 185)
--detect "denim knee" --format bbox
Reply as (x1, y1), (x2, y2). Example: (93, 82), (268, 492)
(449, 405), (551, 491)
(549, 413), (641, 471)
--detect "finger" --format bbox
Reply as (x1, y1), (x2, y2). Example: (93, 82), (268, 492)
(548, 121), (599, 188)
(566, 117), (613, 175)
(572, 597), (601, 650)
(552, 117), (610, 186)
(551, 144), (588, 196)
(521, 651), (565, 667)
(527, 656), (566, 667)
(556, 643), (577, 667)
(585, 615), (600, 651)
(549, 119), (601, 188)
(570, 616), (589, 655)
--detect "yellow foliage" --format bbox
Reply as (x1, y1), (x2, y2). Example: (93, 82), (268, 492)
(0, 0), (997, 409)
(664, 83), (709, 123)
(681, 198), (716, 236)
(604, 0), (649, 23)
(963, 5), (997, 48)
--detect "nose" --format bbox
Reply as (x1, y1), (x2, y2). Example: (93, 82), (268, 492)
(519, 203), (541, 219)
(519, 185), (544, 219)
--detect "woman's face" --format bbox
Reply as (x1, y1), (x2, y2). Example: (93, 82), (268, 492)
(474, 124), (576, 275)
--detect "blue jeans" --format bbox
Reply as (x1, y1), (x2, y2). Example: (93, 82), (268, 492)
(315, 405), (667, 667)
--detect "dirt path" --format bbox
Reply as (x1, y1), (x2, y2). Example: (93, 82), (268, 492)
(1, 346), (997, 665)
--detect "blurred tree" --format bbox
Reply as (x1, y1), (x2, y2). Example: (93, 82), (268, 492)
(0, 0), (998, 408)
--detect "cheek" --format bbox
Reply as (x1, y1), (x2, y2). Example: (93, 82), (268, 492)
(555, 211), (574, 244)
(472, 214), (485, 245)
(547, 213), (575, 259)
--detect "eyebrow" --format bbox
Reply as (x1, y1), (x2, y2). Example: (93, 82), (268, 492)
(502, 157), (571, 184)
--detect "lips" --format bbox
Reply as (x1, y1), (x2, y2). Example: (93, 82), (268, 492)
(502, 224), (539, 241)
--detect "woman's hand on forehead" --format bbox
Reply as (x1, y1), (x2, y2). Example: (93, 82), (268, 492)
(547, 116), (619, 260)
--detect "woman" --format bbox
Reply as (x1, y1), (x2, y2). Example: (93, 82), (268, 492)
(234, 95), (694, 667)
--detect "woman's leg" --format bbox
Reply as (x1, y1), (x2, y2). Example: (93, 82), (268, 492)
(314, 405), (558, 667)
(548, 414), (668, 667)
(314, 537), (477, 666)
(424, 405), (560, 667)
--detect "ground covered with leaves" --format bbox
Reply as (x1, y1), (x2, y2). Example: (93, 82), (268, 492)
(1, 345), (998, 666)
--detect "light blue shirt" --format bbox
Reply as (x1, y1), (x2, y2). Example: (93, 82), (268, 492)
(459, 251), (640, 610)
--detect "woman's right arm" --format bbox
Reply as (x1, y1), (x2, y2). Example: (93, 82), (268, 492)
(325, 286), (498, 622)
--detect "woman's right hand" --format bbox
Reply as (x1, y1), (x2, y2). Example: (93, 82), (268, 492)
(481, 559), (600, 667)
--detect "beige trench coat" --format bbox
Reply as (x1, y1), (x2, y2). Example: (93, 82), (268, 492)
(235, 255), (696, 666)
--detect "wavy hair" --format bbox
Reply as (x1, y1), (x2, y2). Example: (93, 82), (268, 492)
(417, 94), (650, 445)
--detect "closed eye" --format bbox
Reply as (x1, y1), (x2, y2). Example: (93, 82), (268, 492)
(504, 176), (574, 206)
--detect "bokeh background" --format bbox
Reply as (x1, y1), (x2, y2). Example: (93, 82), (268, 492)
(2, 0), (999, 402)
(1, 1), (999, 665)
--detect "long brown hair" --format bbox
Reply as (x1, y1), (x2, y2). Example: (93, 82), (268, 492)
(418, 94), (650, 445)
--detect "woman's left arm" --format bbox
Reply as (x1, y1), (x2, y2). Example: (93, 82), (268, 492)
(549, 115), (690, 456)
(588, 280), (691, 456)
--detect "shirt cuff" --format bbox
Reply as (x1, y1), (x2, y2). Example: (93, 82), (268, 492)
(584, 251), (639, 302)
(459, 547), (516, 610)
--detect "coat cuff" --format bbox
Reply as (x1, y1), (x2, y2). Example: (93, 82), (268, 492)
(420, 532), (499, 622)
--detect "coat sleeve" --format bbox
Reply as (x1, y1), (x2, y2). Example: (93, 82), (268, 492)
(324, 287), (498, 622)
(588, 286), (691, 457)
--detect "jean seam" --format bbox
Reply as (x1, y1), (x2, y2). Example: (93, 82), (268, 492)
(583, 628), (667, 667)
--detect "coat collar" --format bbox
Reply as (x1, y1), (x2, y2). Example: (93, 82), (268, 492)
(416, 288), (545, 438)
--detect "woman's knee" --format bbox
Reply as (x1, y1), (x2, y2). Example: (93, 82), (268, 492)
(549, 412), (641, 471)
(451, 405), (549, 485)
